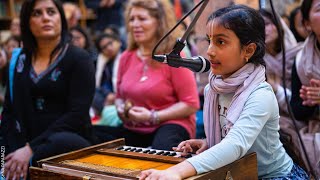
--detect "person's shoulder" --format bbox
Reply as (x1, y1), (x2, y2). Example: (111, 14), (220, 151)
(65, 45), (91, 63)
(250, 82), (275, 99)
(246, 82), (278, 110)
(120, 50), (135, 59)
(67, 44), (90, 58)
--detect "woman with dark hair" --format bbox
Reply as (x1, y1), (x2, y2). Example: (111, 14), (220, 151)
(91, 33), (122, 116)
(289, 6), (310, 43)
(1, 0), (95, 179)
(140, 5), (308, 180)
(290, 0), (320, 177)
(260, 9), (303, 112)
(70, 26), (98, 62)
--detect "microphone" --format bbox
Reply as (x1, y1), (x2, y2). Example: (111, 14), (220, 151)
(153, 54), (211, 73)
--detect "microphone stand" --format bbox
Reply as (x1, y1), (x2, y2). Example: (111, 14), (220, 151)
(152, 0), (209, 67)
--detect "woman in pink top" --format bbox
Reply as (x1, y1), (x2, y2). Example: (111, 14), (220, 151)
(109, 0), (199, 150)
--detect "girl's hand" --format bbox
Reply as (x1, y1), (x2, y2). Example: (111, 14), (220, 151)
(139, 169), (181, 180)
(4, 144), (33, 180)
(173, 139), (208, 156)
(128, 106), (152, 123)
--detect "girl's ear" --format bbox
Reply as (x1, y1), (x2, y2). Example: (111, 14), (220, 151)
(244, 42), (257, 60)
(303, 19), (312, 32)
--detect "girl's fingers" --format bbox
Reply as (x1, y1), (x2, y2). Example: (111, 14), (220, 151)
(139, 169), (153, 180)
(176, 141), (187, 151)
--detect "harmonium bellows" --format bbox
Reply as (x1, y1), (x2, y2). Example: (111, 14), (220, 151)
(29, 138), (258, 180)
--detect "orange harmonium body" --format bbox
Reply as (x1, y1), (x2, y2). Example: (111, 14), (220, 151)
(30, 138), (258, 180)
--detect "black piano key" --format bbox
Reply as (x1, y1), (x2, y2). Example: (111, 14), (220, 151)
(129, 148), (137, 151)
(162, 151), (170, 156)
(116, 146), (124, 150)
(135, 148), (143, 152)
(142, 149), (150, 153)
(124, 147), (131, 151)
(181, 154), (192, 158)
(168, 152), (177, 156)
(156, 151), (164, 155)
(148, 150), (157, 154)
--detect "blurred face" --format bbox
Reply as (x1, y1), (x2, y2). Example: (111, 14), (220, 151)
(306, 0), (320, 41)
(206, 19), (248, 79)
(4, 39), (19, 57)
(128, 7), (158, 46)
(71, 30), (86, 49)
(29, 0), (61, 41)
(99, 37), (121, 59)
(10, 18), (21, 37)
(263, 16), (278, 46)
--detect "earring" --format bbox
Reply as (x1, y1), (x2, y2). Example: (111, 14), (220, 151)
(245, 57), (249, 62)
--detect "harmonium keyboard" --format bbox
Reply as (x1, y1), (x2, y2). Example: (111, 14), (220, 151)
(29, 138), (258, 180)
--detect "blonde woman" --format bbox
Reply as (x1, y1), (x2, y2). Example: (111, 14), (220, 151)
(95, 0), (200, 150)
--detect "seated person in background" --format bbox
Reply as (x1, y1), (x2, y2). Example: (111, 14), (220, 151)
(3, 36), (21, 60)
(70, 26), (98, 63)
(290, 0), (320, 177)
(94, 0), (199, 151)
(260, 9), (303, 113)
(289, 6), (310, 43)
(9, 18), (21, 38)
(140, 5), (308, 180)
(104, 24), (127, 51)
(260, 8), (308, 173)
(92, 32), (122, 116)
(1, 0), (96, 179)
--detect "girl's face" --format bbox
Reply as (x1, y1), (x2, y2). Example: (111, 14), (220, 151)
(263, 16), (278, 46)
(29, 0), (61, 41)
(206, 19), (249, 79)
(71, 30), (86, 49)
(128, 7), (158, 46)
(306, 0), (320, 40)
(99, 37), (121, 59)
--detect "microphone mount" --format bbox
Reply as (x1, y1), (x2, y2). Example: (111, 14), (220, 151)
(152, 0), (209, 66)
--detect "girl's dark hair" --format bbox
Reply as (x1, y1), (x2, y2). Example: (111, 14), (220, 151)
(70, 26), (93, 50)
(95, 33), (121, 52)
(20, 0), (69, 60)
(207, 5), (266, 66)
(301, 0), (313, 21)
(259, 9), (283, 53)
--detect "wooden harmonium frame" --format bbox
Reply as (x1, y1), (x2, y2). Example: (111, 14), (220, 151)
(29, 138), (258, 180)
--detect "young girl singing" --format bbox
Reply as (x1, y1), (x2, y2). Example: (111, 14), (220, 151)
(139, 5), (308, 180)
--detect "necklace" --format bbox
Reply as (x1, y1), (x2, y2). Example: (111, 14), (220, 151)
(137, 50), (151, 82)
(140, 64), (148, 82)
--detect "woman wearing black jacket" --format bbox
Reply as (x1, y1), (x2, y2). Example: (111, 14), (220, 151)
(1, 0), (95, 179)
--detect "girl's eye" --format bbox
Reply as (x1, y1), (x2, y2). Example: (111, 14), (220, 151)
(206, 38), (210, 44)
(31, 10), (41, 17)
(217, 40), (225, 45)
(47, 9), (57, 15)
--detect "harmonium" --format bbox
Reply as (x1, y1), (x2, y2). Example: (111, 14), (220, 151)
(30, 138), (258, 180)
